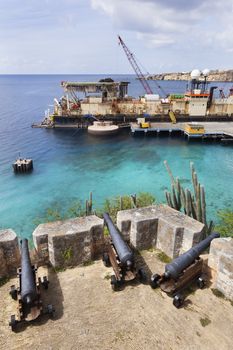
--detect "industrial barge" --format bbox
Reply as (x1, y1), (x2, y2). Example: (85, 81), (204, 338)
(36, 71), (233, 128)
(33, 37), (233, 140)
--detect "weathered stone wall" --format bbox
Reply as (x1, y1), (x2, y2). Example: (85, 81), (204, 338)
(208, 237), (233, 301)
(33, 215), (104, 268)
(117, 205), (205, 258)
(0, 229), (20, 278)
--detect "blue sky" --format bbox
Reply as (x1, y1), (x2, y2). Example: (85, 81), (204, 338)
(0, 0), (233, 74)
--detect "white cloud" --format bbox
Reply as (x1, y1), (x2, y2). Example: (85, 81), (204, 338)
(0, 0), (232, 73)
(91, 0), (233, 51)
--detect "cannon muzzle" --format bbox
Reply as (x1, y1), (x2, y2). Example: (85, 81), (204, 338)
(164, 232), (220, 280)
(103, 213), (134, 266)
(20, 239), (37, 305)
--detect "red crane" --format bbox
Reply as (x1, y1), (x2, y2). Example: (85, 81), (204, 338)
(118, 35), (153, 95)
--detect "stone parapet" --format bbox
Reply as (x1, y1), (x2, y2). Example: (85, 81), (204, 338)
(208, 237), (233, 301)
(33, 215), (104, 268)
(0, 229), (20, 277)
(117, 205), (205, 258)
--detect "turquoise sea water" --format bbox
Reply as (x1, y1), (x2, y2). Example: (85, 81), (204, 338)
(0, 75), (232, 238)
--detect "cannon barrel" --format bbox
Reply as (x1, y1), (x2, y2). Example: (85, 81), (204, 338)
(165, 232), (220, 280)
(103, 213), (134, 266)
(20, 239), (37, 305)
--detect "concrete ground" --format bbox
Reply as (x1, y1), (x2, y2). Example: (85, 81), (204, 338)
(0, 250), (232, 350)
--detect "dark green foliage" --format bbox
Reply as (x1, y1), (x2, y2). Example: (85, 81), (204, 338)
(211, 288), (225, 298)
(34, 192), (155, 226)
(200, 317), (211, 327)
(104, 273), (111, 280)
(82, 260), (94, 267)
(34, 200), (86, 225)
(102, 195), (132, 221)
(157, 251), (172, 263)
(103, 226), (109, 236)
(164, 161), (213, 237)
(101, 192), (156, 221)
(135, 192), (155, 208)
(0, 276), (9, 287)
(52, 266), (66, 273)
(211, 288), (233, 306)
(215, 209), (233, 237)
(62, 248), (73, 262)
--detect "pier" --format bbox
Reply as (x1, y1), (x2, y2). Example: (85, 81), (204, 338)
(130, 121), (233, 142)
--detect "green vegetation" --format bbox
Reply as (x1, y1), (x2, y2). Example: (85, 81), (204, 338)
(32, 186), (232, 239)
(157, 251), (172, 263)
(103, 226), (109, 236)
(147, 247), (155, 253)
(102, 192), (155, 221)
(34, 199), (86, 226)
(200, 317), (211, 327)
(0, 276), (9, 287)
(52, 266), (66, 273)
(135, 192), (155, 208)
(83, 260), (94, 267)
(216, 209), (233, 237)
(62, 247), (73, 262)
(104, 273), (111, 280)
(211, 288), (233, 306)
(164, 161), (213, 237)
(34, 192), (156, 224)
(211, 288), (225, 299)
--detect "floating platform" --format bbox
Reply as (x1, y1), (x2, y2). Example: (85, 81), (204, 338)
(130, 121), (233, 143)
(87, 121), (119, 135)
(12, 158), (33, 173)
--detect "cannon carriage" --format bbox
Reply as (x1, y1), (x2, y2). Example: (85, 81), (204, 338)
(102, 213), (147, 290)
(150, 232), (220, 307)
(9, 239), (54, 331)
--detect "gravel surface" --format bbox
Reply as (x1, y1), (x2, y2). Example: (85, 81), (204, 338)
(0, 250), (232, 350)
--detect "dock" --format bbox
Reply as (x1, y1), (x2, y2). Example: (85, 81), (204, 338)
(130, 121), (233, 142)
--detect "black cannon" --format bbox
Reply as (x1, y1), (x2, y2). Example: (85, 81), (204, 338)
(102, 213), (146, 290)
(9, 239), (54, 331)
(151, 232), (220, 307)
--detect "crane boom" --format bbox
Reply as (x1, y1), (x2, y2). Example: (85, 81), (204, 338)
(118, 35), (153, 95)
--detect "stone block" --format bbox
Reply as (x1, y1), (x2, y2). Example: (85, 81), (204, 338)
(130, 217), (158, 250)
(117, 207), (159, 247)
(208, 237), (233, 300)
(90, 223), (105, 259)
(0, 247), (8, 278)
(48, 229), (92, 268)
(0, 229), (20, 276)
(33, 215), (104, 268)
(33, 225), (50, 262)
(117, 209), (137, 241)
(117, 205), (204, 257)
(156, 218), (184, 258)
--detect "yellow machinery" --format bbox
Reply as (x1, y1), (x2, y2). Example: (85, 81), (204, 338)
(140, 122), (150, 128)
(184, 123), (205, 135)
(169, 110), (176, 124)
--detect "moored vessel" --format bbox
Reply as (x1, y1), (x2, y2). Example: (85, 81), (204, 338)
(87, 121), (119, 135)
